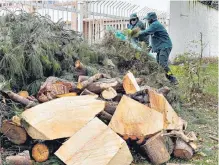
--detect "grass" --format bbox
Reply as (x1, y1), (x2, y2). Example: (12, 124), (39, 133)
(135, 62), (218, 165)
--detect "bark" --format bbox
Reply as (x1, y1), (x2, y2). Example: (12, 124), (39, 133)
(104, 102), (118, 115)
(98, 111), (112, 122)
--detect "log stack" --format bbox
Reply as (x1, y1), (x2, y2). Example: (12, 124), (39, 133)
(0, 71), (198, 165)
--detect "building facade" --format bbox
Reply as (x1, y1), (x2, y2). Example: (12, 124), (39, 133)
(169, 1), (218, 61)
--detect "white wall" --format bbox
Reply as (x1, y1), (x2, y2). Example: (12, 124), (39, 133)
(169, 1), (218, 61)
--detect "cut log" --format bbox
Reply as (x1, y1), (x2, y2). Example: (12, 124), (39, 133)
(109, 95), (163, 138)
(6, 150), (33, 165)
(140, 133), (170, 165)
(32, 143), (49, 162)
(55, 117), (133, 165)
(86, 78), (123, 94)
(148, 89), (180, 129)
(1, 120), (27, 145)
(98, 111), (112, 122)
(78, 76), (89, 83)
(56, 92), (77, 98)
(123, 71), (140, 94)
(21, 95), (105, 140)
(104, 102), (118, 115)
(101, 87), (117, 100)
(77, 73), (104, 89)
(174, 139), (193, 160)
(18, 91), (29, 98)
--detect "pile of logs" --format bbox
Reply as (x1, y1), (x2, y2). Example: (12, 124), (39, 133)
(0, 63), (199, 165)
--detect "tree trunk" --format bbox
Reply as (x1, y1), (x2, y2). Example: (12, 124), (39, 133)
(31, 143), (49, 162)
(104, 102), (118, 115)
(140, 133), (170, 165)
(1, 120), (27, 145)
(101, 87), (117, 100)
(174, 139), (193, 160)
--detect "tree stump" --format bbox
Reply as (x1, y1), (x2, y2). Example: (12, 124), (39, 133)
(1, 120), (27, 145)
(174, 139), (193, 160)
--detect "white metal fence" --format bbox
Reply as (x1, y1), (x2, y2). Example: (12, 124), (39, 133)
(0, 0), (168, 43)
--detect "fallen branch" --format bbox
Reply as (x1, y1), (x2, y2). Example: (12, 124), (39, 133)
(162, 130), (190, 143)
(3, 91), (36, 107)
(77, 73), (105, 89)
(209, 136), (219, 142)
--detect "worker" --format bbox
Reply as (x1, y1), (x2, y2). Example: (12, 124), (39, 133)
(127, 13), (149, 45)
(137, 12), (178, 84)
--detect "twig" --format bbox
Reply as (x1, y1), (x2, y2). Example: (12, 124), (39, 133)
(209, 136), (219, 142)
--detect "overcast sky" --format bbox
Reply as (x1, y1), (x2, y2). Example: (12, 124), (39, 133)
(128, 0), (170, 12)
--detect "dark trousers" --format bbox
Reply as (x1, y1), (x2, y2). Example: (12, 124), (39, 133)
(156, 47), (172, 73)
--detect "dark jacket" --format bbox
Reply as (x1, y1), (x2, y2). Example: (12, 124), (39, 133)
(140, 13), (172, 52)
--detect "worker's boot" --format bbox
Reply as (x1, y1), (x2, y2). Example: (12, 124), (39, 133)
(166, 72), (178, 85)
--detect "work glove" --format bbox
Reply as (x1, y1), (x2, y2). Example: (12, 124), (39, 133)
(131, 28), (140, 38)
(147, 45), (152, 51)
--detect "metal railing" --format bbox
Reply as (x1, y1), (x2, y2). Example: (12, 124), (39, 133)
(0, 0), (168, 43)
